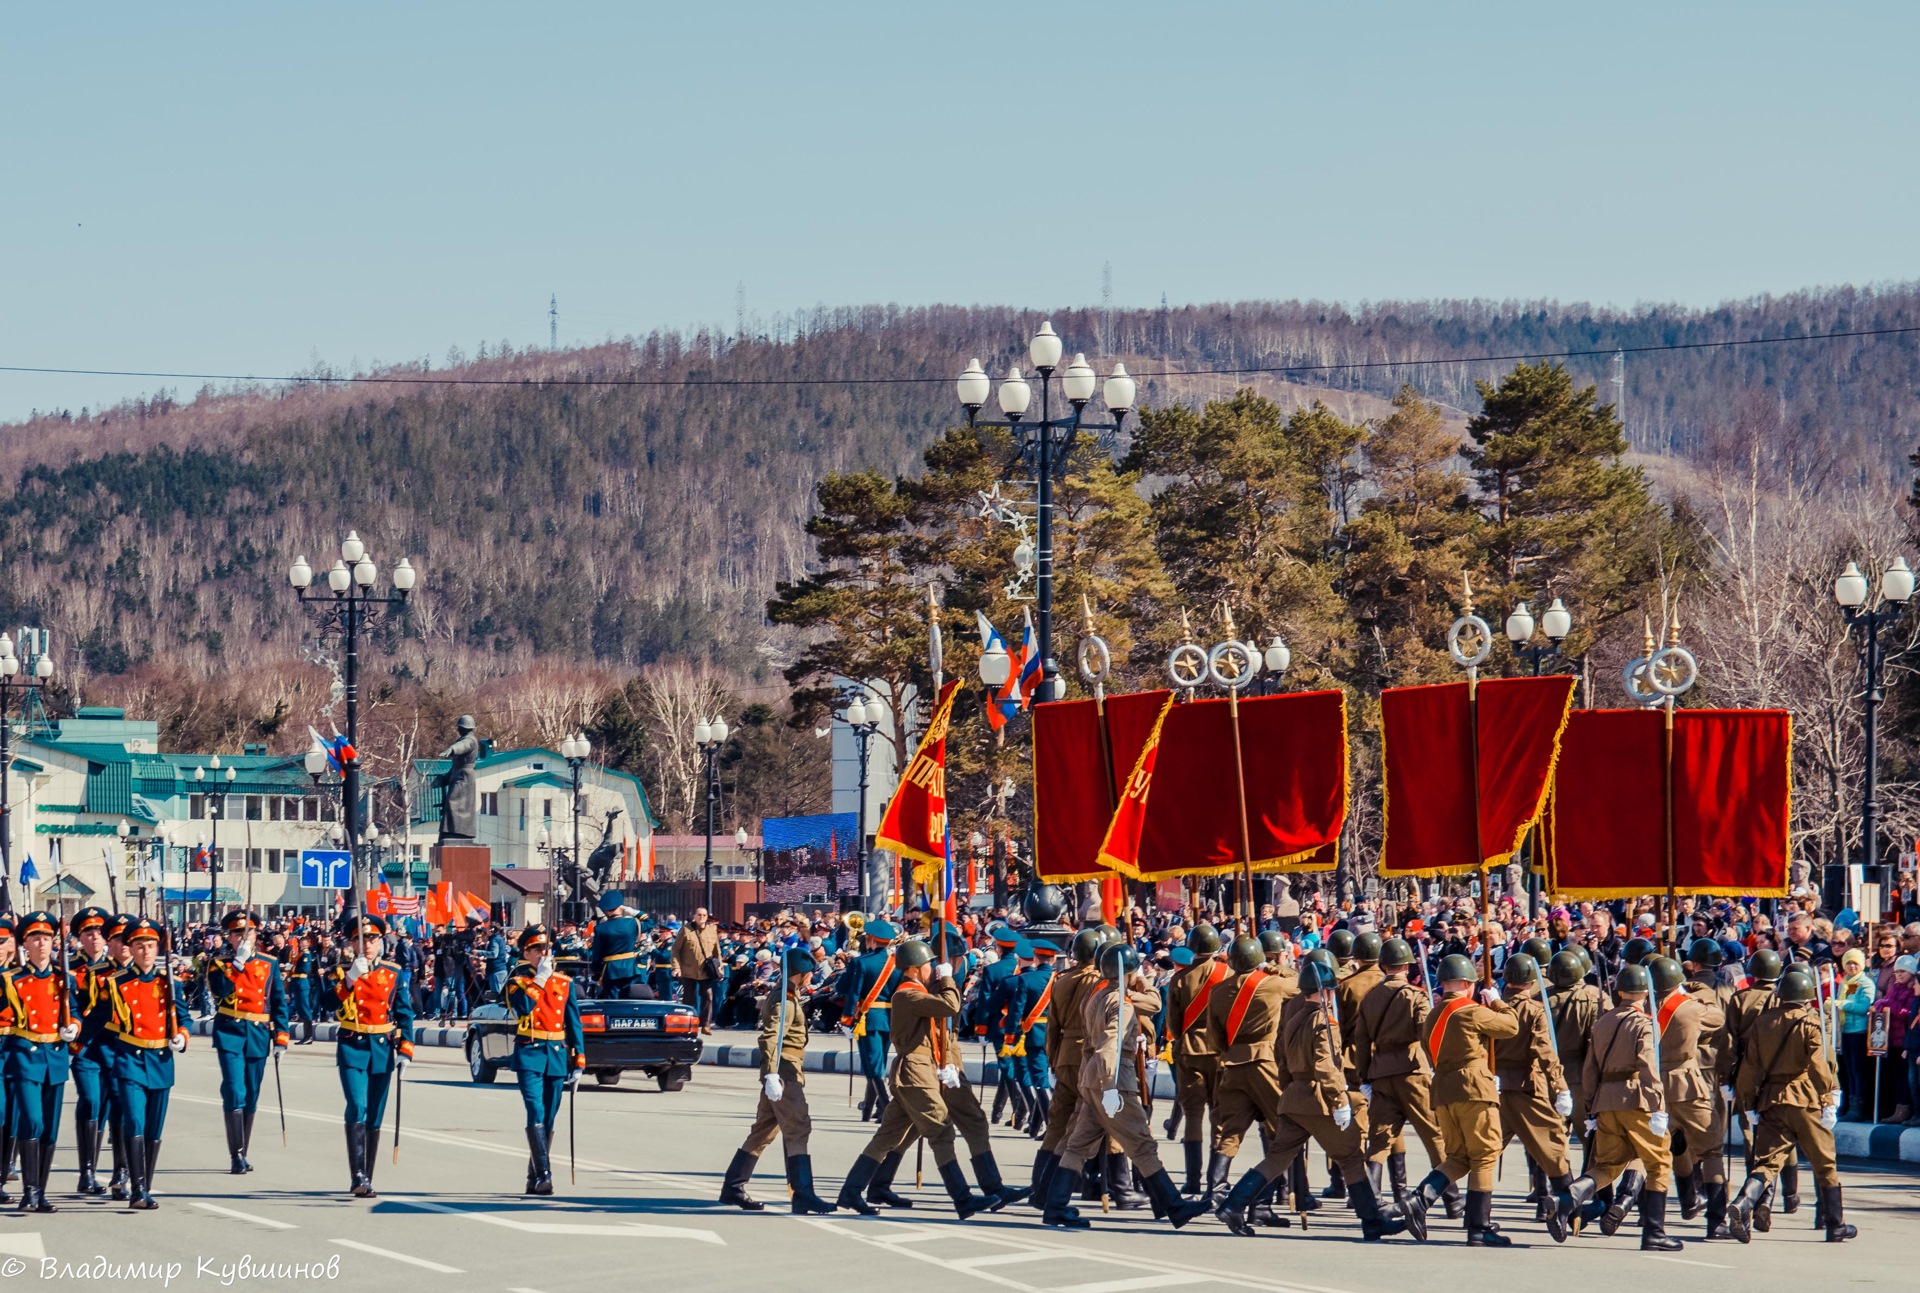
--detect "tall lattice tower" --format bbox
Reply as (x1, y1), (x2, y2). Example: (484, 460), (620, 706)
(549, 295), (558, 350)
(1101, 261), (1113, 356)
(1611, 350), (1627, 447)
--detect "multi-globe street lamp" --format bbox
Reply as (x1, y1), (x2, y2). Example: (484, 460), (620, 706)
(561, 732), (592, 922)
(1833, 556), (1915, 913)
(839, 695), (882, 911)
(694, 716), (730, 914)
(1506, 598), (1574, 675)
(288, 531), (417, 915)
(957, 323), (1136, 703)
(196, 757), (236, 921)
(0, 633), (54, 914)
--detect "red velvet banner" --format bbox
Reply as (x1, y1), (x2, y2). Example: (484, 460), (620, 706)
(873, 680), (958, 879)
(1379, 676), (1576, 877)
(1546, 709), (1791, 898)
(1032, 690), (1172, 882)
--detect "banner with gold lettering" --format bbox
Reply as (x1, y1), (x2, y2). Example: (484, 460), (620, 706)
(1094, 693), (1177, 877)
(874, 680), (959, 884)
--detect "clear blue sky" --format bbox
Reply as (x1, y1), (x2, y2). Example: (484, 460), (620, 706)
(4, 1), (1916, 421)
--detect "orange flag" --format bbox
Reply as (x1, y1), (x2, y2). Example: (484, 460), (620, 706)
(874, 680), (959, 885)
(1094, 694), (1176, 878)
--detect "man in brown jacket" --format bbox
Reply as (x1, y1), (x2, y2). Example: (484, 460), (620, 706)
(1650, 953), (1728, 1237)
(1214, 960), (1406, 1241)
(1043, 942), (1207, 1230)
(1166, 924), (1229, 1196)
(1205, 936), (1297, 1228)
(719, 946), (834, 1214)
(1031, 925), (1110, 1210)
(1493, 953), (1574, 1224)
(1680, 937), (1739, 1236)
(1728, 948), (1796, 1228)
(670, 910), (721, 1034)
(1352, 936), (1447, 1215)
(1557, 962), (1682, 1252)
(1404, 954), (1521, 1247)
(1727, 967), (1853, 1243)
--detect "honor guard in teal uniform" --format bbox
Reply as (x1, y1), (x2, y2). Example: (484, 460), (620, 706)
(975, 924), (1025, 1127)
(2, 912), (79, 1213)
(205, 910), (291, 1174)
(838, 918), (900, 1122)
(0, 912), (16, 1204)
(991, 940), (1038, 1129)
(720, 945), (835, 1214)
(1007, 941), (1059, 1140)
(97, 914), (136, 1198)
(503, 925), (585, 1195)
(105, 918), (188, 1210)
(66, 907), (115, 1196)
(588, 891), (643, 999)
(284, 930), (317, 1043)
(328, 913), (414, 1199)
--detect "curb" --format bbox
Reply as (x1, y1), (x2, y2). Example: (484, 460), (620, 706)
(185, 1017), (471, 1049)
(1834, 1120), (1920, 1164)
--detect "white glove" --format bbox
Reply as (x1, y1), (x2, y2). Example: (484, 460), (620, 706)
(273, 1039), (288, 1054)
(169, 1031), (188, 1053)
(933, 963), (953, 981)
(535, 955), (555, 985)
(1332, 1102), (1353, 1130)
(1480, 984), (1501, 1003)
(1360, 1083), (1374, 1101)
(1826, 1090), (1843, 1109)
(347, 956), (370, 984)
(58, 1023), (80, 1043)
(1721, 1085), (1737, 1104)
(763, 1074), (784, 1101)
(938, 1064), (961, 1089)
(1819, 1105), (1838, 1131)
(1585, 1117), (1599, 1134)
(1649, 1111), (1670, 1137)
(232, 947), (250, 969)
(395, 1051), (412, 1072)
(1745, 1109), (1760, 1127)
(566, 1067), (581, 1088)
(1553, 1090), (1574, 1118)
(1100, 1088), (1122, 1118)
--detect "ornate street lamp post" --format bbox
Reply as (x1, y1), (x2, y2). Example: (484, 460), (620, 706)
(195, 758), (235, 920)
(561, 732), (592, 924)
(0, 633), (54, 914)
(1507, 597), (1573, 917)
(695, 716), (730, 914)
(288, 533), (417, 916)
(1833, 556), (1915, 913)
(838, 697), (881, 912)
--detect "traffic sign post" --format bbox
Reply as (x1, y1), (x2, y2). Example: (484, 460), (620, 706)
(300, 848), (354, 890)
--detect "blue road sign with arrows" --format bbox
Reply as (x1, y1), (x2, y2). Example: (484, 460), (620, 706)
(300, 849), (353, 890)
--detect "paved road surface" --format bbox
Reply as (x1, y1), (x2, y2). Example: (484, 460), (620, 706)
(1, 1041), (1911, 1292)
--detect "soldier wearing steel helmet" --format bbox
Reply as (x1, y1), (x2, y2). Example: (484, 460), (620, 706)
(1403, 953), (1520, 1247)
(1165, 923), (1228, 1196)
(1680, 937), (1740, 1237)
(1643, 954), (1726, 1241)
(1728, 947), (1796, 1227)
(1727, 967), (1855, 1244)
(1492, 952), (1575, 1228)
(1029, 924), (1113, 1209)
(1331, 931), (1386, 1199)
(925, 928), (1032, 1212)
(1556, 961), (1682, 1252)
(720, 944), (831, 1214)
(1353, 935), (1448, 1216)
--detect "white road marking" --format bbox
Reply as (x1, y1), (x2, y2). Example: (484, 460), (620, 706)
(193, 1201), (299, 1230)
(956, 1252), (1067, 1269)
(1052, 1278), (1209, 1293)
(329, 1238), (465, 1273)
(0, 1233), (46, 1260)
(507, 1288), (550, 1293)
(1643, 1255), (1732, 1269)
(386, 1195), (724, 1244)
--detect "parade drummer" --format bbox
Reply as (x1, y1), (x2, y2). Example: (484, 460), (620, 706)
(504, 924), (585, 1195)
(105, 917), (188, 1211)
(329, 913), (414, 1199)
(205, 909), (291, 1175)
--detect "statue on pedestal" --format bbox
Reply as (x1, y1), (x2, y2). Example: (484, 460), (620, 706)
(437, 715), (480, 843)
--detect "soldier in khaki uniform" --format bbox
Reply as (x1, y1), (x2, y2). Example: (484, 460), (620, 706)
(720, 946), (834, 1214)
(1728, 948), (1794, 1230)
(1352, 936), (1447, 1215)
(1215, 961), (1406, 1241)
(1492, 953), (1576, 1223)
(1404, 954), (1520, 1247)
(1727, 968), (1855, 1243)
(1333, 933), (1385, 1197)
(1165, 924), (1229, 1196)
(836, 939), (993, 1218)
(1664, 947), (1733, 1236)
(1201, 936), (1297, 1228)
(1031, 925), (1111, 1209)
(1557, 962), (1682, 1251)
(1042, 943), (1208, 1230)
(1546, 950), (1605, 1146)
(927, 932), (1030, 1211)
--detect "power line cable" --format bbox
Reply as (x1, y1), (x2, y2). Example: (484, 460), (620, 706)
(2, 321), (1917, 391)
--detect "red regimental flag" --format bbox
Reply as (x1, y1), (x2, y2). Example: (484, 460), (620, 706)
(1094, 694), (1176, 879)
(874, 680), (959, 884)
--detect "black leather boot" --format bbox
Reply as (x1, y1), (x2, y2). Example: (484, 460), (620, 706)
(14, 1139), (41, 1213)
(1441, 1178), (1464, 1219)
(107, 1126), (129, 1201)
(1249, 1175), (1293, 1227)
(1466, 1190), (1511, 1247)
(1205, 1150), (1231, 1202)
(1142, 1168), (1208, 1228)
(1753, 1179), (1774, 1232)
(1403, 1170), (1450, 1243)
(1705, 1181), (1732, 1239)
(226, 1110), (249, 1175)
(526, 1126), (553, 1196)
(1029, 1090), (1050, 1140)
(347, 1124), (373, 1198)
(1348, 1177), (1406, 1241)
(1779, 1162), (1799, 1213)
(1545, 1173), (1574, 1242)
(1388, 1150), (1410, 1213)
(1820, 1184), (1856, 1242)
(787, 1154), (835, 1215)
(1182, 1141), (1204, 1194)
(1557, 1175), (1596, 1238)
(76, 1121), (104, 1195)
(1726, 1174), (1767, 1244)
(1042, 1163), (1088, 1229)
(1007, 1084), (1029, 1133)
(1523, 1160), (1546, 1203)
(33, 1136), (54, 1210)
(1216, 1169), (1269, 1237)
(1029, 1149), (1055, 1207)
(870, 1150), (914, 1208)
(835, 1155), (880, 1215)
(1163, 1101), (1182, 1141)
(1322, 1159), (1348, 1199)
(973, 1152), (1027, 1209)
(1290, 1156), (1322, 1211)
(1599, 1168), (1643, 1236)
(1106, 1151), (1146, 1210)
(1677, 1166), (1701, 1221)
(1639, 1185), (1682, 1251)
(938, 1158), (992, 1219)
(145, 1139), (163, 1197)
(124, 1137), (155, 1210)
(719, 1149), (762, 1209)
(990, 1080), (1012, 1125)
(241, 1111), (256, 1173)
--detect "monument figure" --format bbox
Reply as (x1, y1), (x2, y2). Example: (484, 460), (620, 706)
(437, 714), (481, 842)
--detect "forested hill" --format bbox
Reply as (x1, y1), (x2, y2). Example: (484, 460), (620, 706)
(4, 283), (1917, 689)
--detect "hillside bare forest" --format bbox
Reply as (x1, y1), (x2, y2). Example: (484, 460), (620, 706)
(6, 284), (1920, 862)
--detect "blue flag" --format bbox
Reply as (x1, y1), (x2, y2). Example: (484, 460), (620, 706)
(18, 853), (38, 885)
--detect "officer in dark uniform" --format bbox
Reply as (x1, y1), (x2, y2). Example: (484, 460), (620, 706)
(97, 914), (136, 1198)
(0, 912), (15, 1202)
(205, 910), (291, 1174)
(328, 913), (415, 1198)
(588, 892), (644, 999)
(2, 912), (79, 1212)
(284, 929), (316, 1043)
(975, 924), (1026, 1127)
(1008, 941), (1058, 1141)
(106, 918), (188, 1210)
(504, 925), (585, 1194)
(837, 918), (900, 1122)
(65, 908), (115, 1196)
(993, 939), (1038, 1128)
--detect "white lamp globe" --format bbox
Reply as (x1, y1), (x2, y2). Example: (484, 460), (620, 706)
(1541, 597), (1573, 641)
(392, 557), (417, 591)
(979, 644), (1012, 687)
(327, 560), (351, 593)
(1029, 321), (1063, 371)
(711, 718), (729, 744)
(1835, 561), (1870, 608)
(341, 530), (365, 563)
(1264, 636), (1291, 674)
(1061, 353), (1097, 402)
(289, 556), (313, 588)
(1506, 602), (1535, 644)
(998, 366), (1032, 418)
(694, 720), (713, 745)
(1883, 556), (1915, 604)
(956, 359), (991, 408)
(1103, 363), (1137, 412)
